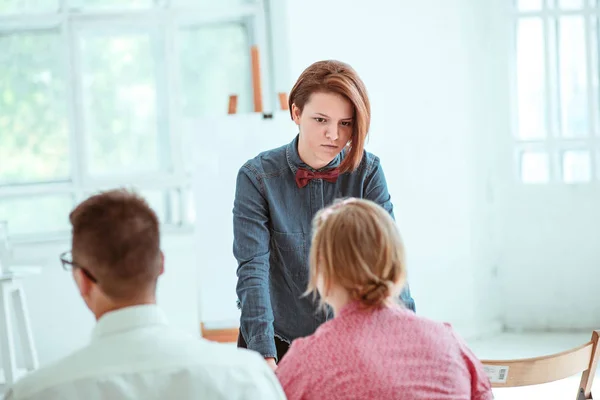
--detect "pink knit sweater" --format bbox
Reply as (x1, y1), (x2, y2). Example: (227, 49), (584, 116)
(276, 301), (493, 400)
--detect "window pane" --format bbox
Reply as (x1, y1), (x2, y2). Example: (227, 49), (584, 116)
(0, 31), (70, 185)
(174, 0), (249, 6)
(0, 195), (73, 236)
(138, 189), (169, 224)
(167, 188), (182, 225)
(520, 151), (550, 183)
(558, 17), (588, 138)
(179, 23), (251, 117)
(0, 0), (58, 14)
(79, 32), (161, 176)
(562, 150), (591, 183)
(517, 0), (542, 11)
(68, 0), (151, 10)
(85, 188), (174, 224)
(596, 18), (600, 135)
(558, 0), (584, 8)
(86, 187), (179, 224)
(516, 19), (546, 139)
(182, 187), (195, 225)
(141, 188), (186, 225)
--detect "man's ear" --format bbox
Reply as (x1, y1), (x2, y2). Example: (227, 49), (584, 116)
(72, 268), (93, 297)
(159, 251), (165, 276)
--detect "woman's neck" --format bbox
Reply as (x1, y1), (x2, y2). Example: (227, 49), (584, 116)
(326, 286), (352, 316)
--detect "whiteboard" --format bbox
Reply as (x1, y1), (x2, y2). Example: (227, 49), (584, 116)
(190, 111), (297, 325)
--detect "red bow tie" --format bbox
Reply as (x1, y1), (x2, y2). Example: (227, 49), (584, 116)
(295, 168), (340, 188)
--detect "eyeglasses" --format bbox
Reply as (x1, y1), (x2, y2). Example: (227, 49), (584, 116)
(60, 251), (98, 283)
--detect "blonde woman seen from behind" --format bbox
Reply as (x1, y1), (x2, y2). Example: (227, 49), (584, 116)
(275, 199), (493, 400)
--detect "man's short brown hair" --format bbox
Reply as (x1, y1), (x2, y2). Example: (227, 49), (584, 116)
(69, 189), (162, 300)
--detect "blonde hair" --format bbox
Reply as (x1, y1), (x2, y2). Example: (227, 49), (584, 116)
(307, 198), (407, 309)
(288, 60), (370, 174)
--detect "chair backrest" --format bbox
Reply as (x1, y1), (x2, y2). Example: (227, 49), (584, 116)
(482, 330), (599, 399)
(200, 322), (239, 343)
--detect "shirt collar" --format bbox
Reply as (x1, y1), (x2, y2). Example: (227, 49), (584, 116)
(337, 300), (364, 318)
(285, 134), (343, 174)
(91, 304), (168, 341)
(337, 299), (404, 318)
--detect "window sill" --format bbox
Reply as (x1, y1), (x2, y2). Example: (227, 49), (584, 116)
(8, 224), (195, 246)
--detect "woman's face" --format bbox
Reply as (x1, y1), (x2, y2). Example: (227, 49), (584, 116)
(292, 91), (354, 170)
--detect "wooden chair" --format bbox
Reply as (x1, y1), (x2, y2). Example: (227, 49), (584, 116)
(482, 330), (599, 400)
(200, 322), (239, 343)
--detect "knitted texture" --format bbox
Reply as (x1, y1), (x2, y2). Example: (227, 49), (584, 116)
(276, 301), (493, 400)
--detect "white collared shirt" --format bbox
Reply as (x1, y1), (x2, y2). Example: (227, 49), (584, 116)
(4, 305), (286, 400)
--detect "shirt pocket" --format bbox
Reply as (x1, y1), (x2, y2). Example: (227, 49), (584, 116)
(270, 230), (307, 281)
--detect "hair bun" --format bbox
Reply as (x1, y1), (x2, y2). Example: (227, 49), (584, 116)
(359, 280), (392, 307)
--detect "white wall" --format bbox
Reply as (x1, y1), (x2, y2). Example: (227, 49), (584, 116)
(495, 189), (600, 330)
(483, 0), (600, 331)
(284, 0), (501, 337)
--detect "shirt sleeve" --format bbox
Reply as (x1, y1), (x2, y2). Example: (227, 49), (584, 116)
(233, 165), (277, 359)
(447, 324), (494, 400)
(275, 339), (310, 400)
(364, 155), (394, 219)
(242, 361), (287, 400)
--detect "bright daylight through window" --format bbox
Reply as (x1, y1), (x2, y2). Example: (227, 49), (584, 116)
(514, 0), (600, 184)
(0, 0), (271, 239)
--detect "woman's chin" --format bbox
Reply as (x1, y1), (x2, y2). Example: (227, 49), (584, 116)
(315, 150), (340, 164)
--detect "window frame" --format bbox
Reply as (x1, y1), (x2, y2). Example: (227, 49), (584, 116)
(0, 0), (281, 243)
(512, 0), (600, 184)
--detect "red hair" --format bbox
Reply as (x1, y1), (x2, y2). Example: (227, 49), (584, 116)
(288, 60), (371, 173)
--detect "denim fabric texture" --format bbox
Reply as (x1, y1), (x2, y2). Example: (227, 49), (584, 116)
(233, 135), (415, 359)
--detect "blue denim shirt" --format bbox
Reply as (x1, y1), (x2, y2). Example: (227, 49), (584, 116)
(233, 135), (415, 359)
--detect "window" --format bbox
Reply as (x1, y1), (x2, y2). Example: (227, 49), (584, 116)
(513, 0), (599, 183)
(0, 0), (274, 240)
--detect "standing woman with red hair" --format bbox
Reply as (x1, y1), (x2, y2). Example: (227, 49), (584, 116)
(233, 60), (415, 370)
